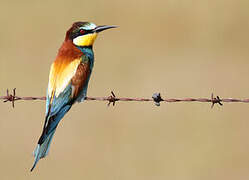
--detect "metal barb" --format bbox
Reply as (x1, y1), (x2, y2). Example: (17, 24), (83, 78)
(152, 93), (163, 106)
(211, 93), (223, 108)
(3, 88), (16, 108)
(12, 88), (16, 108)
(107, 91), (118, 106)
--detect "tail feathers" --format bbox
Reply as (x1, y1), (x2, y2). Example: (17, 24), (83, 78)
(30, 129), (56, 172)
(31, 105), (72, 171)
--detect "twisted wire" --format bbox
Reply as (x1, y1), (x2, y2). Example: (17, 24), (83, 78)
(1, 88), (249, 108)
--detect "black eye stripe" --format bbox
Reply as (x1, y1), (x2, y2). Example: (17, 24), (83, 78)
(71, 29), (92, 39)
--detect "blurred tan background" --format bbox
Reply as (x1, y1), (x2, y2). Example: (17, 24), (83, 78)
(1, 0), (249, 179)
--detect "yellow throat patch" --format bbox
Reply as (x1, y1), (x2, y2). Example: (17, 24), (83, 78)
(73, 33), (98, 46)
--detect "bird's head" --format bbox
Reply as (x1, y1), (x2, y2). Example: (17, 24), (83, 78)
(66, 22), (117, 47)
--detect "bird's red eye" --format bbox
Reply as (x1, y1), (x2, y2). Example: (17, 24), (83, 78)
(80, 29), (85, 35)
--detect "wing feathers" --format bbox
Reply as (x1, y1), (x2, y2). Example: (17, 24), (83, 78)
(55, 59), (81, 97)
(48, 58), (81, 98)
(71, 63), (90, 99)
(47, 57), (91, 109)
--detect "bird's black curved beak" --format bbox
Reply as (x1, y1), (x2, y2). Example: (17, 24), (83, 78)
(94, 25), (118, 33)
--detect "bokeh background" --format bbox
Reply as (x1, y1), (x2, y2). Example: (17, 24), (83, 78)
(1, 0), (249, 179)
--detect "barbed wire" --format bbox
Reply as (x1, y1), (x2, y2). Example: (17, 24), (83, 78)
(1, 88), (249, 108)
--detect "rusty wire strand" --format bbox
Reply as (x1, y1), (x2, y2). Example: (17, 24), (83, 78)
(1, 88), (249, 108)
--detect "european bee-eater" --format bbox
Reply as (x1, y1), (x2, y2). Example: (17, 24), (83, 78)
(31, 22), (117, 171)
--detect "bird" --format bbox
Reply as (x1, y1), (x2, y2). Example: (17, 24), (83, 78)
(31, 22), (117, 171)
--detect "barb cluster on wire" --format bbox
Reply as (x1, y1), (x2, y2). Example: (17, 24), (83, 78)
(1, 88), (249, 108)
